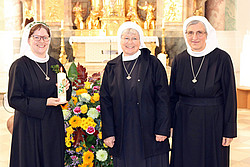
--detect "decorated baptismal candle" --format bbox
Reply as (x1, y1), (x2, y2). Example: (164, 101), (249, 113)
(57, 67), (67, 102)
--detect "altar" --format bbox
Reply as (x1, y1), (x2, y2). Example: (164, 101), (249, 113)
(69, 36), (159, 73)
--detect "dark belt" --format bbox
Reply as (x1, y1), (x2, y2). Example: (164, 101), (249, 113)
(179, 96), (224, 106)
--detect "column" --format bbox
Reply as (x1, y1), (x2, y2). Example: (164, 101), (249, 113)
(205, 0), (226, 30)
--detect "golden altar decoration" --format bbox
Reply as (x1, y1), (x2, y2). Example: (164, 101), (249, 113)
(72, 0), (158, 36)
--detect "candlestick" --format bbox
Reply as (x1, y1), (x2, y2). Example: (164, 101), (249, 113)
(61, 20), (64, 29)
(57, 67), (67, 102)
(59, 27), (67, 64)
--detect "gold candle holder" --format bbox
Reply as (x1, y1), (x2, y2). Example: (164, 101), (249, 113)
(59, 26), (68, 64)
(161, 27), (169, 66)
(161, 27), (166, 54)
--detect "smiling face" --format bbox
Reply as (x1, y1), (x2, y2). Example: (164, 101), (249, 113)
(186, 22), (207, 52)
(120, 28), (140, 56)
(28, 27), (50, 58)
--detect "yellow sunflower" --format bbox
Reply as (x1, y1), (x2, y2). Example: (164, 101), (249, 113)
(83, 151), (94, 164)
(69, 115), (82, 128)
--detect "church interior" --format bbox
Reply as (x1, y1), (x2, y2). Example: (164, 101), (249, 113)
(0, 0), (250, 166)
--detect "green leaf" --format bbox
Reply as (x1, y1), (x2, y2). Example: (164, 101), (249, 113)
(51, 64), (60, 73)
(68, 62), (78, 82)
(86, 135), (97, 147)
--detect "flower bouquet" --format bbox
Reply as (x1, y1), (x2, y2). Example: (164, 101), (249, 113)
(63, 63), (113, 167)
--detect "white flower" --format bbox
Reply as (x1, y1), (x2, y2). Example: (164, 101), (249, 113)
(62, 109), (71, 120)
(87, 108), (99, 119)
(96, 149), (108, 162)
(79, 93), (91, 103)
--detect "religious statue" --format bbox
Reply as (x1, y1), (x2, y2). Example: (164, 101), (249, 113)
(193, 0), (207, 16)
(86, 10), (101, 29)
(165, 0), (177, 22)
(126, 6), (141, 26)
(21, 0), (34, 26)
(194, 7), (204, 16)
(138, 1), (156, 29)
(73, 2), (84, 29)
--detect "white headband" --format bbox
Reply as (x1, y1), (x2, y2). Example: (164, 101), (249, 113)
(183, 16), (218, 57)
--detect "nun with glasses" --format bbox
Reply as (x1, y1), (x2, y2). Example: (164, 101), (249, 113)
(8, 21), (72, 167)
(170, 16), (237, 167)
(100, 22), (171, 167)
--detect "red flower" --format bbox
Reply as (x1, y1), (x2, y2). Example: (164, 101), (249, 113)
(86, 126), (95, 134)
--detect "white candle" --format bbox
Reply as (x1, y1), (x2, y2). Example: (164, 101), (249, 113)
(162, 19), (165, 29)
(80, 22), (84, 29)
(144, 21), (147, 29)
(157, 53), (166, 70)
(61, 20), (64, 29)
(57, 67), (67, 102)
(88, 21), (91, 29)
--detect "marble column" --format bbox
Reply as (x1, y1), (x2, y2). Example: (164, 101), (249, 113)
(225, 0), (236, 30)
(205, 0), (226, 30)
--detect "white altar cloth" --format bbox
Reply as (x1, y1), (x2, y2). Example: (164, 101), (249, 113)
(69, 36), (159, 63)
(69, 36), (159, 46)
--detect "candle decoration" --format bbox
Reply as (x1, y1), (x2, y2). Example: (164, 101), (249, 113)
(57, 67), (67, 102)
(59, 22), (67, 64)
(61, 20), (64, 29)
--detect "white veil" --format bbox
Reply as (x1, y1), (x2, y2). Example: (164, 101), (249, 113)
(20, 22), (51, 63)
(117, 21), (147, 55)
(183, 16), (218, 57)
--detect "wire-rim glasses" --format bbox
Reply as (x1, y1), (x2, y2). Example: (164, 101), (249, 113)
(185, 31), (207, 38)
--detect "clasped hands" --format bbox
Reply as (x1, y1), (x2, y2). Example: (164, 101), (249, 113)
(46, 79), (70, 106)
(104, 134), (168, 148)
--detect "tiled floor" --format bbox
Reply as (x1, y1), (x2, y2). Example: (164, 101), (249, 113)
(0, 98), (250, 167)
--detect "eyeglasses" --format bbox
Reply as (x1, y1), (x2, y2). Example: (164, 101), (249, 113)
(185, 31), (207, 38)
(31, 35), (50, 42)
(121, 37), (139, 43)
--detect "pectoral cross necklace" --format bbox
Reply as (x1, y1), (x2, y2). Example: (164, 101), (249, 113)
(190, 55), (205, 83)
(34, 61), (50, 81)
(122, 58), (138, 80)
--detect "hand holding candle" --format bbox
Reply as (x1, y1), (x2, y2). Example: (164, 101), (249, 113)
(57, 67), (67, 102)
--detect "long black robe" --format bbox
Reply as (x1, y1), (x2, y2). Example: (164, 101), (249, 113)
(8, 56), (72, 167)
(113, 60), (169, 167)
(100, 48), (171, 164)
(170, 48), (237, 167)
